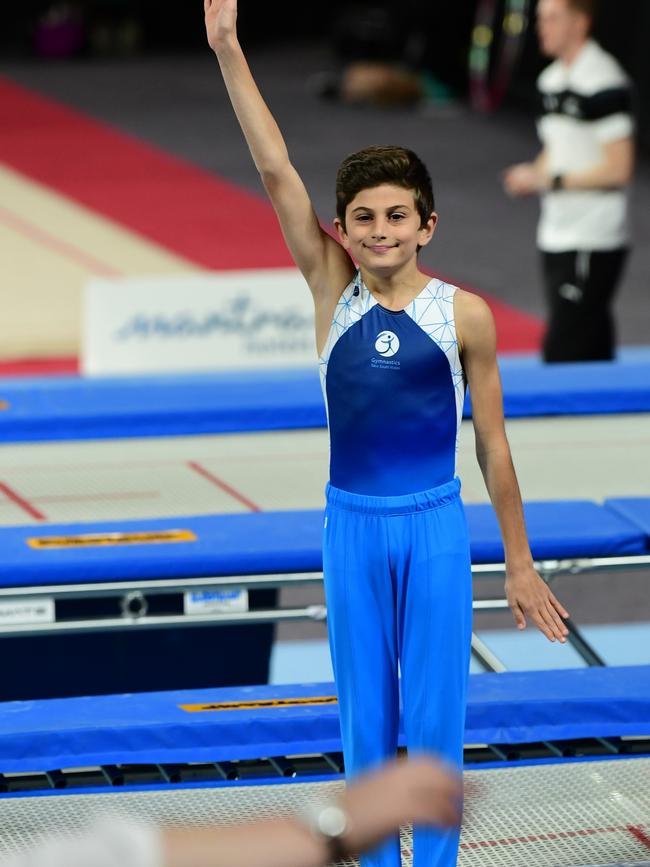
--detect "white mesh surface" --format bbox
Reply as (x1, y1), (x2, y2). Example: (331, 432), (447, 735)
(457, 759), (650, 867)
(1, 759), (649, 866)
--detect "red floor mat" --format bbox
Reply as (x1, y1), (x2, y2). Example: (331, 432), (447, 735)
(0, 77), (291, 270)
(0, 356), (79, 377)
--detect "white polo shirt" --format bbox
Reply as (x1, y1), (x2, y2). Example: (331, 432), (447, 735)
(536, 39), (634, 252)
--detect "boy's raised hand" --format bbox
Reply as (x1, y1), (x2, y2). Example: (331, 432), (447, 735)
(205, 0), (238, 52)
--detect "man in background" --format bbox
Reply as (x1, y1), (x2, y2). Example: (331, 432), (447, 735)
(503, 0), (634, 362)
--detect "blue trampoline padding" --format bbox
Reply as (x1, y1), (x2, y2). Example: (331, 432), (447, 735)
(0, 370), (326, 443)
(0, 501), (645, 588)
(464, 665), (650, 745)
(0, 354), (649, 443)
(604, 498), (650, 548)
(0, 667), (648, 773)
(466, 500), (645, 562)
(0, 511), (325, 588)
(490, 356), (650, 417)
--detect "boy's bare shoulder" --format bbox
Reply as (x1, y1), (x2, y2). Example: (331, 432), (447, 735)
(454, 287), (495, 328)
(453, 287), (497, 356)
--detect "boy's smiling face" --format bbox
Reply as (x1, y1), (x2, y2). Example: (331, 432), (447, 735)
(335, 184), (437, 271)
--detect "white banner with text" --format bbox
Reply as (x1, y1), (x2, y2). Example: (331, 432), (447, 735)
(82, 269), (316, 375)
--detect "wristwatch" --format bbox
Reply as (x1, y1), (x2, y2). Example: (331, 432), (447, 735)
(297, 800), (350, 864)
(551, 173), (565, 191)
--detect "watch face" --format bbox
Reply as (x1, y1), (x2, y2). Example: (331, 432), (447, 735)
(319, 805), (348, 838)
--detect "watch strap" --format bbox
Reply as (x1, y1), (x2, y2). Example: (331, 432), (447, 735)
(296, 802), (350, 864)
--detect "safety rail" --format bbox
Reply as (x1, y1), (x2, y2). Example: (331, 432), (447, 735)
(2, 555), (649, 671)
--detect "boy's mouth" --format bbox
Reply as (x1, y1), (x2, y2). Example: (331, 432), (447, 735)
(365, 244), (397, 253)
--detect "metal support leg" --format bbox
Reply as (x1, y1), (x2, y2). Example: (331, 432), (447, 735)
(564, 618), (606, 667)
(470, 633), (507, 673)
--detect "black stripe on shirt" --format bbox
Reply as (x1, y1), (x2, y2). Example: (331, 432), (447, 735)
(537, 86), (632, 121)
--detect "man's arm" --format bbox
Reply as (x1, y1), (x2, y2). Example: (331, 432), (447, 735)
(455, 291), (569, 642)
(503, 136), (634, 196)
(502, 149), (549, 197)
(162, 756), (462, 867)
(204, 0), (354, 307)
(0, 757), (463, 867)
(556, 137), (634, 190)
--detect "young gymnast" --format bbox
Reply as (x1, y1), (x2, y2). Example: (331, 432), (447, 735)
(205, 2), (569, 865)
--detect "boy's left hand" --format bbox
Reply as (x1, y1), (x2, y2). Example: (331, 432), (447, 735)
(505, 567), (569, 642)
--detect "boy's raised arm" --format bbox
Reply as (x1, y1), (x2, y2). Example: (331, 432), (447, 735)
(204, 0), (353, 299)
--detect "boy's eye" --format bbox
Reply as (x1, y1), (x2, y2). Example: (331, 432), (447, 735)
(389, 213), (406, 220)
(356, 214), (372, 222)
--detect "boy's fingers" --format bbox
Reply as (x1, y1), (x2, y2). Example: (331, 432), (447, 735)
(511, 601), (526, 630)
(544, 609), (563, 641)
(533, 610), (554, 641)
(528, 603), (552, 638)
(546, 601), (568, 639)
(541, 588), (569, 638)
(549, 591), (569, 619)
(541, 605), (562, 640)
(534, 603), (564, 642)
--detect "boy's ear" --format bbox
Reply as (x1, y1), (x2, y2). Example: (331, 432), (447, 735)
(418, 211), (438, 247)
(334, 217), (350, 248)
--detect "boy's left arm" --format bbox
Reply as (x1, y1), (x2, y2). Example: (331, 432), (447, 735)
(456, 291), (569, 643)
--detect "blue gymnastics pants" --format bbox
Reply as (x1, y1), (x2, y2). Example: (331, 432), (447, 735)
(323, 477), (472, 867)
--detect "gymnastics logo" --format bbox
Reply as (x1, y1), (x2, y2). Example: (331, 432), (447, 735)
(375, 331), (400, 357)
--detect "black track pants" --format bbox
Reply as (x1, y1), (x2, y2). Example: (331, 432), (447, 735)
(541, 247), (628, 362)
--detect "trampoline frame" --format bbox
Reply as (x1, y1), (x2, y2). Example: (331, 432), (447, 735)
(1, 555), (649, 672)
